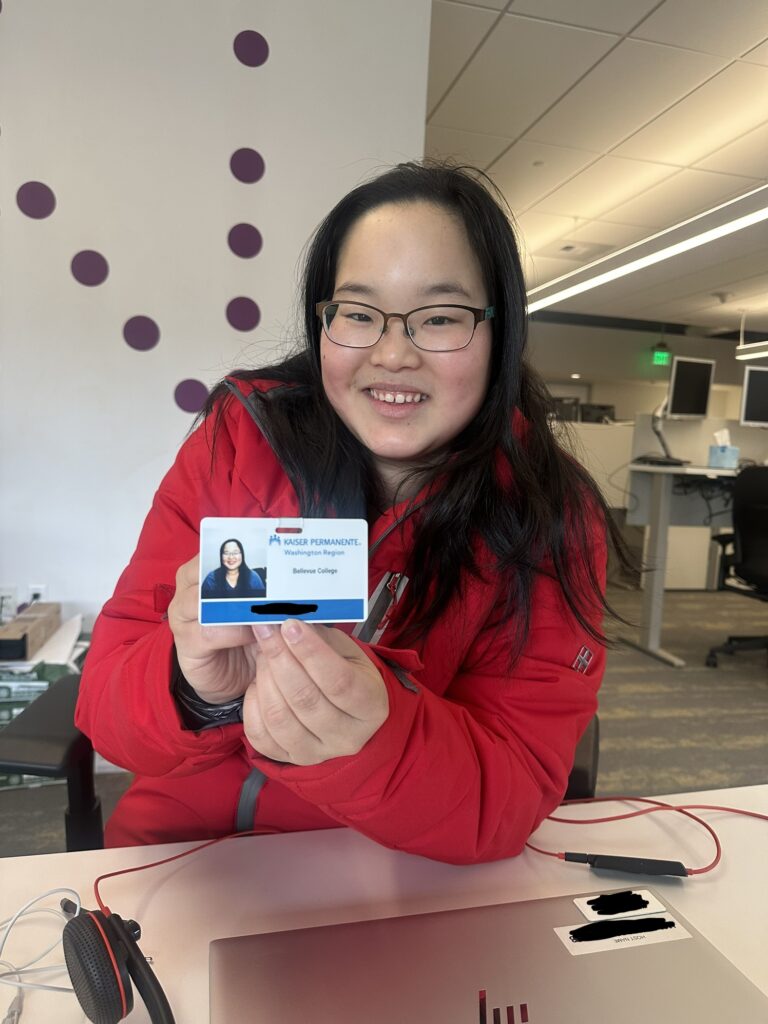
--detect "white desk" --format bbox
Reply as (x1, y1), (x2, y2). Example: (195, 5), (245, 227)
(627, 463), (737, 666)
(1, 785), (766, 1023)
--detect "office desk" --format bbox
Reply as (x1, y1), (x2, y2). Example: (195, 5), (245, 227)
(627, 463), (737, 666)
(1, 785), (766, 1023)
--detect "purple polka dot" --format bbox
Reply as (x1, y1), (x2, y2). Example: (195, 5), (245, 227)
(123, 316), (160, 351)
(226, 297), (261, 331)
(233, 30), (269, 67)
(71, 250), (109, 286)
(175, 379), (209, 414)
(228, 223), (263, 258)
(16, 181), (56, 219)
(230, 148), (265, 183)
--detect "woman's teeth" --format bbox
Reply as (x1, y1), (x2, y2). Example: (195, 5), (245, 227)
(369, 388), (427, 404)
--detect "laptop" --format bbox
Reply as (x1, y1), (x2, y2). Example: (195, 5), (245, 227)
(209, 887), (768, 1023)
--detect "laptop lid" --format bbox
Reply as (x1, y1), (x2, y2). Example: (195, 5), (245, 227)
(209, 887), (767, 1023)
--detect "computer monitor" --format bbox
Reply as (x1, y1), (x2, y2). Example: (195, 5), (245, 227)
(580, 403), (615, 423)
(739, 364), (768, 428)
(666, 356), (715, 419)
(550, 396), (580, 422)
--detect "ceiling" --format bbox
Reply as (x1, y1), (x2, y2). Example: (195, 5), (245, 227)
(425, 0), (768, 334)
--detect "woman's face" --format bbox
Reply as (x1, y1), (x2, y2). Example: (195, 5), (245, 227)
(221, 543), (243, 570)
(320, 201), (492, 497)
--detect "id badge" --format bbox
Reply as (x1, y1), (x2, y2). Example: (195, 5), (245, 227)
(199, 517), (368, 625)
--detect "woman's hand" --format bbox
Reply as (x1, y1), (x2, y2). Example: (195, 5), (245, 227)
(167, 555), (260, 704)
(243, 620), (389, 765)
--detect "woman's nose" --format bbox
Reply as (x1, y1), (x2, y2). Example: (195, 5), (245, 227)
(370, 317), (421, 367)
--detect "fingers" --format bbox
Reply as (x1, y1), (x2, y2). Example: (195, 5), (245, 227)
(168, 556), (200, 626)
(254, 621), (380, 720)
(242, 620), (389, 765)
(168, 554), (254, 652)
(242, 664), (321, 765)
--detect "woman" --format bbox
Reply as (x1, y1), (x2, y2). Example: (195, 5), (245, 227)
(201, 538), (266, 599)
(76, 161), (631, 862)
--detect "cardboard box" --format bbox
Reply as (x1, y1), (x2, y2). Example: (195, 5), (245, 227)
(0, 603), (62, 660)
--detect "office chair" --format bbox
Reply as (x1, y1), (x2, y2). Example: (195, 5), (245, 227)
(0, 681), (599, 852)
(564, 714), (599, 801)
(0, 674), (104, 850)
(705, 465), (768, 668)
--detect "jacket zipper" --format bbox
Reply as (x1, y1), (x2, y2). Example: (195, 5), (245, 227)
(353, 570), (409, 644)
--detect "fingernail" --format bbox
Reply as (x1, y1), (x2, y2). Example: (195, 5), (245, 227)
(254, 624), (275, 640)
(281, 619), (303, 644)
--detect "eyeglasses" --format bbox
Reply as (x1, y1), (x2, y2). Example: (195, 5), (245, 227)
(316, 300), (495, 352)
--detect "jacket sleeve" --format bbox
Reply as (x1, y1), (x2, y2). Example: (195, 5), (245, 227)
(247, 530), (608, 865)
(75, 413), (249, 776)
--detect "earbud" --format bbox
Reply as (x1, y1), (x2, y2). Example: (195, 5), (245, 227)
(62, 904), (176, 1024)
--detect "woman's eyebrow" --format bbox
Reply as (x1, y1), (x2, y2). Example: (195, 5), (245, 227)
(420, 281), (473, 300)
(334, 280), (474, 300)
(334, 281), (375, 296)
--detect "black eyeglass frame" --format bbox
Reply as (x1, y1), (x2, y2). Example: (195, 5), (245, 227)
(315, 300), (495, 352)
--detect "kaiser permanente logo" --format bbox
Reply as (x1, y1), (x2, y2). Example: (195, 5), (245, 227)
(269, 534), (281, 546)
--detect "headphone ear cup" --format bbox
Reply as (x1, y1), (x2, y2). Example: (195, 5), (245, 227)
(62, 911), (134, 1024)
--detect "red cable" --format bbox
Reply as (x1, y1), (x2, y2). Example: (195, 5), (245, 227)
(90, 800), (767, 910)
(93, 828), (278, 912)
(525, 797), (767, 875)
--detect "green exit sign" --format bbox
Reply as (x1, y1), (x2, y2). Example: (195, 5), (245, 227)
(652, 348), (671, 366)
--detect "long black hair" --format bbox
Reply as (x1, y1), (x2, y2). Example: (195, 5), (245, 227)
(218, 536), (247, 577)
(201, 160), (635, 657)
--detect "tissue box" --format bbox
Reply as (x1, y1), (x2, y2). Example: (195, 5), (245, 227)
(708, 445), (739, 469)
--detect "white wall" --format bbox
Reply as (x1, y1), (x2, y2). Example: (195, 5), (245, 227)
(0, 1), (431, 624)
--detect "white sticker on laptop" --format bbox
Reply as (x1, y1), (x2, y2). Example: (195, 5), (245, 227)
(554, 912), (691, 956)
(574, 889), (668, 922)
(199, 517), (368, 625)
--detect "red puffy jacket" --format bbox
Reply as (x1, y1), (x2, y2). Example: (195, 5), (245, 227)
(76, 380), (607, 863)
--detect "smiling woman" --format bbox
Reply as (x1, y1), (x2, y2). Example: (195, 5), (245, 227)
(318, 201), (493, 500)
(75, 160), (635, 863)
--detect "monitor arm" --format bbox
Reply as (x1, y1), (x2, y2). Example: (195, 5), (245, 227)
(651, 397), (674, 459)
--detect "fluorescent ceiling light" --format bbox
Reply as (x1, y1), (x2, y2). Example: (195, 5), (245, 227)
(735, 339), (768, 360)
(734, 311), (768, 360)
(526, 183), (768, 314)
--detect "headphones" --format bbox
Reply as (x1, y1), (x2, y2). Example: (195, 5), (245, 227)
(61, 902), (175, 1024)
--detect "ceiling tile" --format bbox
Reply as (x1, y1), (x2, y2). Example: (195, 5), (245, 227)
(605, 168), (763, 228)
(533, 155), (677, 219)
(524, 253), (585, 289)
(509, 0), (666, 35)
(489, 139), (598, 211)
(525, 38), (726, 152)
(632, 0), (768, 58)
(614, 61), (768, 165)
(451, 0), (507, 9)
(427, 1), (499, 113)
(553, 222), (768, 327)
(430, 14), (617, 136)
(612, 276), (768, 331)
(742, 38), (768, 64)
(567, 220), (651, 247)
(515, 209), (576, 252)
(694, 120), (768, 178)
(425, 124), (511, 166)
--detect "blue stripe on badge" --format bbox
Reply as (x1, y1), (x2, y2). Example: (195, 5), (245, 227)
(200, 599), (366, 624)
